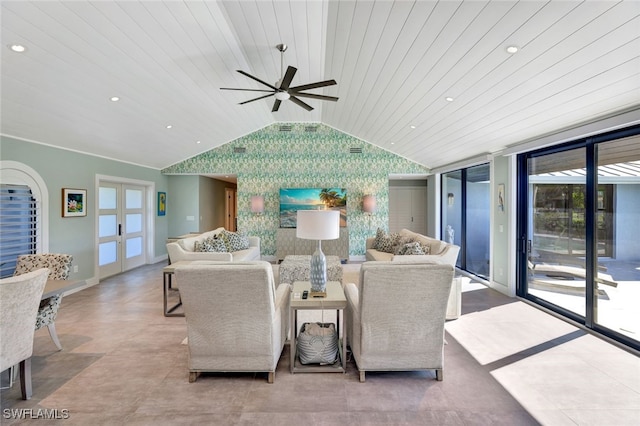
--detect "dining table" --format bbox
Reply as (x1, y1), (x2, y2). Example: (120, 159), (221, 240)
(42, 279), (86, 299)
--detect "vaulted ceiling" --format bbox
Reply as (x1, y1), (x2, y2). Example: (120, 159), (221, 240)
(2, 1), (639, 171)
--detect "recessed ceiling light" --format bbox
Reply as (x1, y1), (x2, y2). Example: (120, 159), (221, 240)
(166, 125), (173, 129)
(410, 125), (416, 129)
(9, 44), (26, 53)
(506, 45), (519, 54)
(196, 140), (201, 144)
(110, 96), (120, 102)
(445, 97), (454, 102)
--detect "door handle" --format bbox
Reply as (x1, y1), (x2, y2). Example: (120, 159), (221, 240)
(118, 224), (122, 236)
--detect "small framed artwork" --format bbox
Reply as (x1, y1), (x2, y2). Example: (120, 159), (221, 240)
(497, 184), (505, 212)
(158, 191), (166, 216)
(62, 188), (87, 217)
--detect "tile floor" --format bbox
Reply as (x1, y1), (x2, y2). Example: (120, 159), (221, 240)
(1, 262), (638, 425)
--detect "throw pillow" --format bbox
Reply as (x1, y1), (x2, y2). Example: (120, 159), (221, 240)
(373, 228), (400, 254)
(419, 243), (431, 255)
(195, 236), (227, 252)
(397, 241), (425, 255)
(221, 229), (250, 251)
(393, 236), (415, 254)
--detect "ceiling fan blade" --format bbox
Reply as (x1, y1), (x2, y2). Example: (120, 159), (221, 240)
(288, 79), (337, 92)
(289, 95), (314, 111)
(279, 66), (297, 90)
(220, 87), (274, 93)
(272, 99), (282, 112)
(239, 93), (275, 105)
(289, 92), (339, 102)
(236, 70), (279, 91)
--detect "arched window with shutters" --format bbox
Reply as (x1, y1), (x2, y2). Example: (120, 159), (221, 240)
(0, 161), (49, 277)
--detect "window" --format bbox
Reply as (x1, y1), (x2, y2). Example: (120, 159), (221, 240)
(0, 160), (48, 276)
(0, 184), (38, 277)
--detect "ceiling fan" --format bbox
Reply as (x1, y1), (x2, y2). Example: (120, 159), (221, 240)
(220, 44), (338, 112)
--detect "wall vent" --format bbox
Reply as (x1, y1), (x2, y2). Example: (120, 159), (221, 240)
(233, 147), (247, 154)
(349, 147), (363, 154)
(279, 125), (293, 132)
(304, 125), (318, 133)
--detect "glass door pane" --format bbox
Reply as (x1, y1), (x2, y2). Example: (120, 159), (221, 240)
(98, 184), (121, 277)
(442, 170), (462, 268)
(465, 164), (490, 279)
(594, 136), (640, 343)
(527, 148), (587, 316)
(123, 186), (145, 270)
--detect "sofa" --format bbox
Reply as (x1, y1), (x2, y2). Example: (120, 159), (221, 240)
(366, 228), (460, 265)
(365, 228), (461, 320)
(166, 227), (260, 264)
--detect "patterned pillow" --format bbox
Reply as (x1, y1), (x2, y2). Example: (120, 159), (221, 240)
(419, 243), (431, 255)
(396, 242), (426, 255)
(393, 236), (415, 254)
(373, 228), (386, 249)
(195, 236), (227, 252)
(373, 228), (400, 254)
(221, 230), (250, 251)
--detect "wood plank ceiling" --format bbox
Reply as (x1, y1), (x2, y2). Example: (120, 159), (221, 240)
(2, 1), (639, 170)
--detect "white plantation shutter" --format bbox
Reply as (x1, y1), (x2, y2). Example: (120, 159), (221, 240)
(0, 184), (39, 277)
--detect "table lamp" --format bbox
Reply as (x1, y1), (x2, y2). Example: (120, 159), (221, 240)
(296, 210), (340, 296)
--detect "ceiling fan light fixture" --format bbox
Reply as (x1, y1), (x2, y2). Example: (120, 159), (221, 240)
(275, 91), (290, 101)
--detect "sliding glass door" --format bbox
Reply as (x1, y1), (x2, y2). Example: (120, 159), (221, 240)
(526, 148), (587, 316)
(518, 127), (640, 350)
(442, 164), (490, 278)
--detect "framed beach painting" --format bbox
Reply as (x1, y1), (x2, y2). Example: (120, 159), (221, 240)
(62, 188), (87, 217)
(279, 188), (347, 228)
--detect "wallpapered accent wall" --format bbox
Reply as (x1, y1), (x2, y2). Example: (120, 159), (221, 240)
(162, 123), (429, 257)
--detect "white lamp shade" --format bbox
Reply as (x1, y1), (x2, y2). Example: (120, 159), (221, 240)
(296, 210), (340, 240)
(363, 194), (376, 213)
(251, 195), (264, 213)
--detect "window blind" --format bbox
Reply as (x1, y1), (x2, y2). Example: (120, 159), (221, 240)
(0, 184), (39, 278)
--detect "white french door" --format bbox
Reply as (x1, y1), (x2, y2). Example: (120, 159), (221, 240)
(98, 182), (146, 279)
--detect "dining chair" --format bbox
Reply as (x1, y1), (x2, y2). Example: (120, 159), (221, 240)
(0, 268), (49, 399)
(14, 254), (73, 350)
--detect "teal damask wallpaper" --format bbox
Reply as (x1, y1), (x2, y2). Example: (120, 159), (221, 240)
(162, 123), (428, 257)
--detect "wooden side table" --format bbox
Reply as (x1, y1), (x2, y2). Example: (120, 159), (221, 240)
(162, 262), (184, 317)
(289, 281), (347, 373)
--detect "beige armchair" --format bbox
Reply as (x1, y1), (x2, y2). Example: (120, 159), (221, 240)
(344, 261), (454, 382)
(174, 261), (289, 383)
(14, 254), (73, 350)
(0, 268), (49, 399)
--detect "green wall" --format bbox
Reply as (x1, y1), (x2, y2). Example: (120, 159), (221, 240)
(163, 123), (429, 257)
(167, 175), (199, 237)
(1, 136), (169, 281)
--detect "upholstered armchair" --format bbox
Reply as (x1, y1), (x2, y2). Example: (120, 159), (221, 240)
(344, 261), (454, 382)
(14, 254), (73, 350)
(174, 261), (289, 383)
(0, 268), (49, 399)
